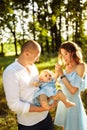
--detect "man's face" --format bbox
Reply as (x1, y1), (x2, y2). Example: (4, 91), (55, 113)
(26, 50), (40, 65)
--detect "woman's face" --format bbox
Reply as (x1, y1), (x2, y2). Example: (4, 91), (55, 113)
(60, 48), (73, 65)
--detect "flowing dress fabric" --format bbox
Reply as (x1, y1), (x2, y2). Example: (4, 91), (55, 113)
(82, 73), (87, 90)
(33, 79), (57, 106)
(54, 71), (87, 130)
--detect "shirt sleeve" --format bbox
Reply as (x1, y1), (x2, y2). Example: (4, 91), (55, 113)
(3, 69), (30, 114)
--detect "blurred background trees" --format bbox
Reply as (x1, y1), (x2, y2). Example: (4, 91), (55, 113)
(0, 0), (87, 60)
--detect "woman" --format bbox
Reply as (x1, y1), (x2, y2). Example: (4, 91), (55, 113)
(54, 41), (87, 130)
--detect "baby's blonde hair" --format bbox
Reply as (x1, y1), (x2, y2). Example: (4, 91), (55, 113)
(40, 69), (54, 78)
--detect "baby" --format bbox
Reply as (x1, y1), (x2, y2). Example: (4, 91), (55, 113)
(33, 69), (75, 110)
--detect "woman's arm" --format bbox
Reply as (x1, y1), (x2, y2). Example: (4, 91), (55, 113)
(60, 63), (85, 94)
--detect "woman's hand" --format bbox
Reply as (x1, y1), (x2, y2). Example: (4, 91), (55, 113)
(55, 63), (64, 77)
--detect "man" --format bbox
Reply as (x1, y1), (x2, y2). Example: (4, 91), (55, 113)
(3, 40), (56, 130)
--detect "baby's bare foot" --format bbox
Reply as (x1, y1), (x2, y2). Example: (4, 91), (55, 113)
(65, 100), (76, 108)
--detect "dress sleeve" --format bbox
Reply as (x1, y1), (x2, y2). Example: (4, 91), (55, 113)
(81, 73), (87, 90)
(69, 72), (85, 91)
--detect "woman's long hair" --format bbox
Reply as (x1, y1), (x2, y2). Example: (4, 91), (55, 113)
(58, 41), (83, 66)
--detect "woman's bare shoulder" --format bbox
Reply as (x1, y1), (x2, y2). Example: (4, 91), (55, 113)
(76, 63), (86, 77)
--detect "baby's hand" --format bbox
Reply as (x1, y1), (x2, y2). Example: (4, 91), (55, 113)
(31, 82), (41, 87)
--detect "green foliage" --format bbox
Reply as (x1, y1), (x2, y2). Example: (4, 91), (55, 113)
(51, 15), (57, 25)
(37, 53), (58, 71)
(81, 36), (87, 62)
(0, 56), (16, 71)
(3, 43), (21, 56)
(81, 90), (87, 114)
(0, 0), (87, 56)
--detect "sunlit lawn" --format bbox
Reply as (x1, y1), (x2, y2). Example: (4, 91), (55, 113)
(0, 55), (62, 130)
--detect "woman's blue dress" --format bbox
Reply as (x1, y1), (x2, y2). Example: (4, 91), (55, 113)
(54, 71), (87, 130)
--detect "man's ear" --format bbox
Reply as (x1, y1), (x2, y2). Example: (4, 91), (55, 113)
(25, 50), (30, 56)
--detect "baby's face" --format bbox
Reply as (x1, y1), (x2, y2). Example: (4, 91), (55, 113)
(40, 71), (52, 82)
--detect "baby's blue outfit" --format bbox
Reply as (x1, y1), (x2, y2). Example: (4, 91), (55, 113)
(33, 79), (57, 106)
(54, 71), (87, 130)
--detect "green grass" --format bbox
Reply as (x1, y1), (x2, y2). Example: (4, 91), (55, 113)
(0, 56), (17, 71)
